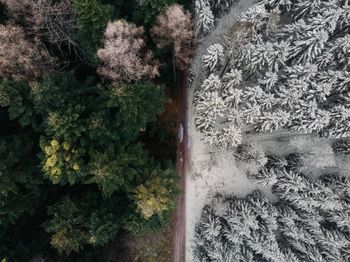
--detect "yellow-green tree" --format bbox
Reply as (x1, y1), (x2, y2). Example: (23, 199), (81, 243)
(134, 169), (178, 220)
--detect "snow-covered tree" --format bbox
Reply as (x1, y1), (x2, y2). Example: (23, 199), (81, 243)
(195, 90), (225, 131)
(255, 110), (290, 132)
(288, 29), (329, 64)
(193, 0), (350, 147)
(194, 172), (350, 262)
(202, 44), (224, 72)
(258, 71), (279, 90)
(240, 40), (290, 74)
(220, 124), (242, 148)
(201, 74), (222, 92)
(195, 0), (215, 36)
(240, 3), (271, 34)
(235, 142), (268, 175)
(265, 0), (292, 11)
(194, 167), (350, 261)
(223, 68), (243, 90)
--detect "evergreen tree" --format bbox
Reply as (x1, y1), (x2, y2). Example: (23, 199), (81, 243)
(0, 135), (44, 227)
(194, 0), (350, 146)
(202, 44), (225, 72)
(44, 195), (119, 255)
(73, 0), (113, 64)
(194, 170), (350, 262)
(195, 0), (215, 36)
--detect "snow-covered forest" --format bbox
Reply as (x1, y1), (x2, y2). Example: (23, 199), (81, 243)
(194, 161), (350, 261)
(188, 0), (350, 261)
(194, 0), (350, 148)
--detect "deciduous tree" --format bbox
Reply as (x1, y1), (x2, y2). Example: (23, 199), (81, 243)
(151, 4), (195, 71)
(98, 20), (159, 83)
(0, 24), (53, 81)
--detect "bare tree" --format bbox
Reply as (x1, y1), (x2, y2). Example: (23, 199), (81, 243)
(97, 20), (159, 83)
(0, 23), (54, 81)
(1, 0), (79, 56)
(151, 4), (196, 71)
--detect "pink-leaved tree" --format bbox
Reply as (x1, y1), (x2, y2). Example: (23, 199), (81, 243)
(97, 20), (159, 83)
(151, 4), (195, 71)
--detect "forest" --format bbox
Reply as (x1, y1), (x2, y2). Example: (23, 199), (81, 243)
(0, 0), (194, 261)
(189, 0), (350, 261)
(3, 0), (350, 261)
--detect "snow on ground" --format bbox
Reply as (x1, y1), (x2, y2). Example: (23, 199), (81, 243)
(185, 124), (276, 260)
(185, 1), (267, 260)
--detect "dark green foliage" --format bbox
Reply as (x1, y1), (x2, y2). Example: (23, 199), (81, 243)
(29, 73), (165, 144)
(0, 135), (49, 261)
(0, 79), (35, 127)
(0, 135), (44, 227)
(132, 0), (176, 27)
(107, 82), (166, 135)
(44, 195), (119, 255)
(73, 0), (113, 65)
(132, 0), (195, 30)
(101, 0), (134, 19)
(0, 3), (7, 24)
(31, 73), (167, 189)
(86, 144), (150, 197)
(0, 72), (166, 147)
(0, 0), (182, 258)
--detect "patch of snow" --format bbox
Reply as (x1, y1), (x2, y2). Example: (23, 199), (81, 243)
(179, 123), (184, 143)
(187, 136), (192, 149)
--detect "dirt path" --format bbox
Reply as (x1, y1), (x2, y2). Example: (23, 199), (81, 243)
(171, 72), (188, 262)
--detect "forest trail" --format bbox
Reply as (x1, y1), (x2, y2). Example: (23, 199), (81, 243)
(171, 71), (188, 262)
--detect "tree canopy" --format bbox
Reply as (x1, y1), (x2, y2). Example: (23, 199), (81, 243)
(0, 0), (193, 260)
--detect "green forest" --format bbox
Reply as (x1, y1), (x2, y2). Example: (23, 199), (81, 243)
(0, 0), (194, 260)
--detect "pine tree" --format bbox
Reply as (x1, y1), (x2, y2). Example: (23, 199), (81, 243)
(201, 74), (222, 92)
(194, 0), (350, 142)
(134, 169), (177, 220)
(289, 29), (329, 64)
(73, 0), (113, 65)
(195, 0), (215, 36)
(195, 90), (225, 131)
(250, 167), (278, 187)
(220, 124), (242, 148)
(258, 71), (279, 90)
(44, 195), (119, 255)
(194, 171), (350, 261)
(202, 44), (225, 72)
(223, 68), (243, 91)
(0, 135), (44, 227)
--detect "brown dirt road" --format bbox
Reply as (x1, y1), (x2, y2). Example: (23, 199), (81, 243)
(171, 72), (188, 262)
